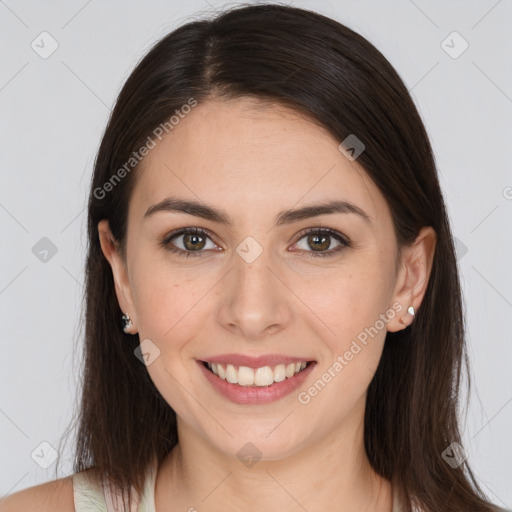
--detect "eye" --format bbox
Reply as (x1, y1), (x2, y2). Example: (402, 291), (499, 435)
(160, 227), (351, 258)
(161, 227), (219, 257)
(291, 228), (351, 257)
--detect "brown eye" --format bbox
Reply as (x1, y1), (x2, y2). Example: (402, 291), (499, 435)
(293, 228), (350, 257)
(306, 232), (331, 251)
(161, 227), (350, 259)
(182, 232), (207, 251)
(161, 228), (218, 257)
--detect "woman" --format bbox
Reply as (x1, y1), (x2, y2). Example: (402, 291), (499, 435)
(2, 3), (508, 512)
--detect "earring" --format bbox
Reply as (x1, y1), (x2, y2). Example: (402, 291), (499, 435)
(398, 306), (415, 326)
(121, 313), (133, 333)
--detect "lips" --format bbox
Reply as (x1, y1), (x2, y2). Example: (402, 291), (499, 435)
(196, 356), (317, 405)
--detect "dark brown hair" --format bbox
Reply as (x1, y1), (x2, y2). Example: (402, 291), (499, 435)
(56, 3), (501, 511)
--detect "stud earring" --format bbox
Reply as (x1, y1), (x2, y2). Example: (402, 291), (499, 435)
(398, 306), (415, 326)
(121, 313), (133, 333)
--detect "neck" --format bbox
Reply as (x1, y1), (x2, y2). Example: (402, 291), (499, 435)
(155, 405), (393, 511)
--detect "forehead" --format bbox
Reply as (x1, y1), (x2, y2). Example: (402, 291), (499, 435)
(129, 97), (388, 228)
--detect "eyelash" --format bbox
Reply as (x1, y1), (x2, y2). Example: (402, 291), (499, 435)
(160, 227), (351, 258)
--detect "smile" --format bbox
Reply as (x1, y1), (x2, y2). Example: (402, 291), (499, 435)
(197, 359), (317, 405)
(203, 361), (310, 386)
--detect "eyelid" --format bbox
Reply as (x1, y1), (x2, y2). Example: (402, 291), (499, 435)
(294, 226), (350, 245)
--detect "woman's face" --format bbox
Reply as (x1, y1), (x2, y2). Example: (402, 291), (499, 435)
(99, 97), (432, 461)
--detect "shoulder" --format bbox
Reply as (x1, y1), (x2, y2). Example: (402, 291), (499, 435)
(0, 470), (95, 512)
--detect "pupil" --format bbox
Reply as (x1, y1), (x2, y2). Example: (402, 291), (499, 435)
(310, 234), (329, 251)
(185, 233), (205, 250)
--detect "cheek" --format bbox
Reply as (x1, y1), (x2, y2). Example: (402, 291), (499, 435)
(130, 253), (220, 351)
(303, 266), (391, 350)
(130, 267), (209, 418)
(135, 277), (198, 341)
(300, 272), (390, 413)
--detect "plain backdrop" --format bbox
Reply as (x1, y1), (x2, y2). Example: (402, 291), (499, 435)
(1, 0), (511, 507)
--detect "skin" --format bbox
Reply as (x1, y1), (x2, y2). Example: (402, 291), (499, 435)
(98, 96), (436, 511)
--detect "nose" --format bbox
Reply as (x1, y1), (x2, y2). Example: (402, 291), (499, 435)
(216, 245), (293, 341)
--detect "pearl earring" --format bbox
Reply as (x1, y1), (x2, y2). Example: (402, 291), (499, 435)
(398, 306), (415, 326)
(121, 313), (133, 333)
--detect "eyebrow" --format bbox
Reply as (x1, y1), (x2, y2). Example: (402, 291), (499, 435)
(144, 196), (372, 226)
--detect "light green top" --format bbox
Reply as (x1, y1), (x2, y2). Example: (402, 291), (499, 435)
(72, 459), (410, 511)
(72, 458), (157, 512)
(73, 458), (508, 512)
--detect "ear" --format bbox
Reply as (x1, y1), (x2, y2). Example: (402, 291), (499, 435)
(387, 226), (437, 332)
(97, 219), (138, 334)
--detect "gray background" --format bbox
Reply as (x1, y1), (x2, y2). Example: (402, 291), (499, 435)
(1, 0), (511, 507)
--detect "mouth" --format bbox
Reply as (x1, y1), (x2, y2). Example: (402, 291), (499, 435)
(197, 357), (317, 405)
(200, 360), (315, 387)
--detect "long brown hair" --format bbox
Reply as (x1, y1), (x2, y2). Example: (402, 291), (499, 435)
(56, 4), (501, 511)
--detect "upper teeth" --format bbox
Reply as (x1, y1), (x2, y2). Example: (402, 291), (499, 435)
(206, 362), (308, 386)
